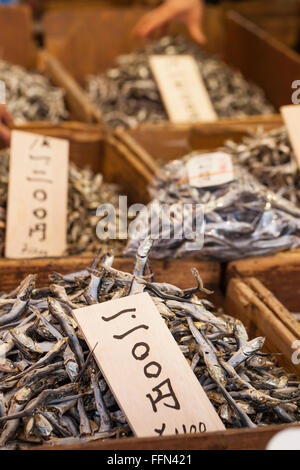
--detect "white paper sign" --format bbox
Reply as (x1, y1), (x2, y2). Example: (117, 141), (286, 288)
(73, 292), (225, 438)
(5, 131), (69, 259)
(266, 428), (300, 450)
(149, 55), (217, 123)
(186, 152), (234, 188)
(281, 104), (300, 169)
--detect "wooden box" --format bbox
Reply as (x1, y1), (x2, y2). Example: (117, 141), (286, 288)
(0, 5), (97, 123)
(0, 122), (221, 291)
(42, 5), (290, 127)
(0, 261), (295, 450)
(102, 116), (283, 204)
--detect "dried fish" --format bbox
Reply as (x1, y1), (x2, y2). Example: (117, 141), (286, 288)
(125, 155), (300, 260)
(0, 60), (69, 123)
(224, 127), (300, 206)
(0, 242), (299, 448)
(0, 149), (124, 256)
(87, 36), (275, 129)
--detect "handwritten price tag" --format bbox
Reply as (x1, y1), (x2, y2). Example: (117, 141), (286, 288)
(149, 55), (217, 124)
(186, 152), (234, 188)
(5, 130), (69, 259)
(73, 292), (225, 438)
(281, 104), (300, 169)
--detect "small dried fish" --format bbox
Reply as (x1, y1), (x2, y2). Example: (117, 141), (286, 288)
(0, 60), (69, 123)
(0, 150), (124, 256)
(224, 127), (300, 206)
(0, 242), (299, 448)
(125, 155), (300, 261)
(87, 36), (275, 129)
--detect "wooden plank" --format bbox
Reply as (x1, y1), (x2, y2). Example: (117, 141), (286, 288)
(37, 50), (102, 124)
(0, 256), (221, 293)
(43, 7), (151, 84)
(123, 116), (283, 163)
(225, 278), (299, 375)
(226, 250), (300, 313)
(39, 423), (300, 450)
(225, 11), (300, 109)
(0, 5), (36, 69)
(246, 277), (300, 340)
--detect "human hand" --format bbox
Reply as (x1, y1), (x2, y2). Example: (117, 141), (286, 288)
(133, 0), (206, 45)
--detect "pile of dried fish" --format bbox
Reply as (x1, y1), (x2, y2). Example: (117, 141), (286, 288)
(0, 150), (123, 256)
(224, 127), (300, 205)
(0, 60), (69, 123)
(86, 36), (275, 129)
(0, 239), (299, 449)
(125, 154), (300, 261)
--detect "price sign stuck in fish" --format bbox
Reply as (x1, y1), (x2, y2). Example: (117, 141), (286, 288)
(281, 104), (300, 169)
(73, 292), (225, 438)
(5, 130), (69, 259)
(149, 55), (217, 124)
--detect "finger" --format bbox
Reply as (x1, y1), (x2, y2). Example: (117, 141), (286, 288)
(132, 4), (177, 38)
(0, 123), (11, 146)
(187, 20), (207, 44)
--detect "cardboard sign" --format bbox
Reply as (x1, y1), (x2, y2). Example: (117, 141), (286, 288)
(281, 104), (300, 168)
(73, 292), (225, 438)
(186, 152), (234, 188)
(5, 130), (69, 258)
(149, 55), (217, 124)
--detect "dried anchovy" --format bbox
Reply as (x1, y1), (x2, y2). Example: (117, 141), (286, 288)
(224, 127), (300, 206)
(0, 60), (69, 123)
(125, 156), (300, 261)
(86, 36), (275, 129)
(0, 241), (299, 449)
(0, 150), (124, 256)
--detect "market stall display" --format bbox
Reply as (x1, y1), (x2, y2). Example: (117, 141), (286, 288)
(86, 36), (275, 129)
(0, 241), (299, 449)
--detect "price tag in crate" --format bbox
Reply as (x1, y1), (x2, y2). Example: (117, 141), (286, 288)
(186, 152), (234, 188)
(281, 104), (300, 169)
(149, 55), (217, 124)
(73, 292), (225, 438)
(5, 130), (69, 259)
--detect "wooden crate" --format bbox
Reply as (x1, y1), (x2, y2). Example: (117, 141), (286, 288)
(227, 250), (300, 313)
(102, 116), (283, 204)
(227, 0), (300, 50)
(0, 122), (221, 291)
(12, 272), (294, 449)
(225, 11), (300, 109)
(42, 4), (289, 127)
(0, 5), (98, 123)
(43, 4), (226, 85)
